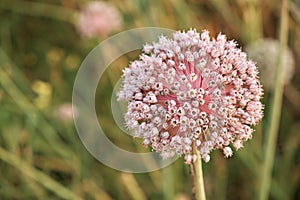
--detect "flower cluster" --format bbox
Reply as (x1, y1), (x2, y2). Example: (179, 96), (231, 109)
(118, 29), (264, 163)
(76, 1), (122, 38)
(245, 38), (295, 90)
(55, 103), (77, 122)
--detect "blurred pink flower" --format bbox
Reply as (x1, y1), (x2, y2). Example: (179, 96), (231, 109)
(55, 103), (77, 122)
(245, 38), (295, 90)
(77, 1), (122, 38)
(118, 29), (264, 163)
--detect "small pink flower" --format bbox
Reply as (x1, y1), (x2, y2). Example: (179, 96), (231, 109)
(118, 29), (264, 163)
(55, 103), (77, 122)
(76, 1), (122, 38)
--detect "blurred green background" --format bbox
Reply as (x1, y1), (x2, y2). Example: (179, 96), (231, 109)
(0, 0), (299, 199)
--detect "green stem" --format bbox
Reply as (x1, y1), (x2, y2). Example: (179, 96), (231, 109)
(0, 147), (82, 200)
(259, 0), (289, 199)
(0, 50), (71, 160)
(120, 173), (147, 200)
(162, 165), (175, 200)
(191, 144), (206, 200)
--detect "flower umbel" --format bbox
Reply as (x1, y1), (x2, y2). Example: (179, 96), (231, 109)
(118, 29), (264, 163)
(245, 38), (295, 91)
(76, 1), (122, 38)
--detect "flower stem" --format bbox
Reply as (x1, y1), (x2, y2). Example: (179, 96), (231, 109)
(259, 0), (289, 199)
(190, 144), (206, 200)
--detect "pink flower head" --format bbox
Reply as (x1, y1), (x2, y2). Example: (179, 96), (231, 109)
(77, 1), (122, 38)
(55, 103), (77, 122)
(118, 29), (264, 163)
